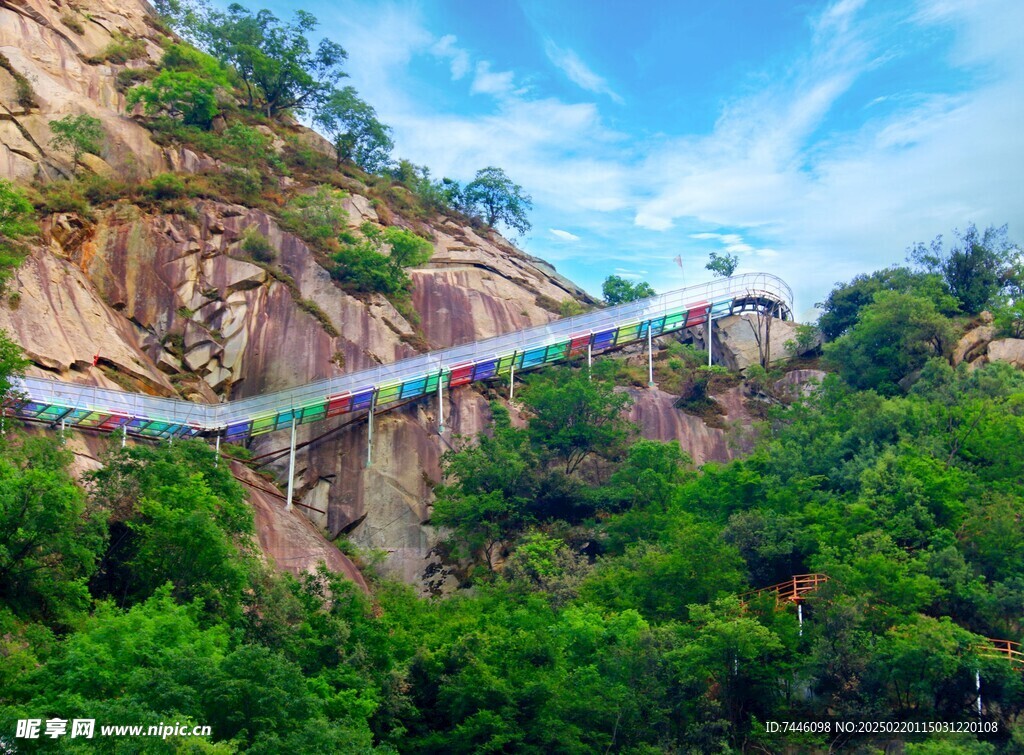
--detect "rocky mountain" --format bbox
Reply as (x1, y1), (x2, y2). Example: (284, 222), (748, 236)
(0, 0), (813, 588)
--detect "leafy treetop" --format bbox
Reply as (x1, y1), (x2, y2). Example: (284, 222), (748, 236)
(706, 251), (739, 278)
(48, 114), (104, 176)
(908, 223), (1022, 315)
(462, 166), (533, 236)
(172, 2), (347, 118)
(602, 274), (655, 305)
(313, 86), (394, 173)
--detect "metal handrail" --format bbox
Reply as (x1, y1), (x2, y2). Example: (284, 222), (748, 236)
(9, 273), (793, 435)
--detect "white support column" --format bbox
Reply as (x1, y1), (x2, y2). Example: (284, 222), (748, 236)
(366, 393), (375, 468)
(707, 306), (713, 367)
(437, 370), (445, 434)
(285, 417), (297, 511)
(121, 424), (127, 448)
(60, 419), (66, 444)
(647, 324), (655, 387)
(798, 602), (803, 636)
(587, 342), (592, 379)
(509, 361), (515, 401)
(214, 434), (221, 467)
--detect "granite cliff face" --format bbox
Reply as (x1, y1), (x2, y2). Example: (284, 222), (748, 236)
(0, 0), (777, 588)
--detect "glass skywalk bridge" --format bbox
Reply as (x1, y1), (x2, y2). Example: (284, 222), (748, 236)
(5, 273), (793, 443)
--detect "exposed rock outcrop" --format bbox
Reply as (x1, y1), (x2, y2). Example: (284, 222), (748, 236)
(953, 325), (997, 365)
(988, 339), (1024, 368)
(685, 313), (806, 371)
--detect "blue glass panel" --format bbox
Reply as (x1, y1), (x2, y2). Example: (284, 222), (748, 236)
(522, 347), (547, 368)
(350, 388), (374, 411)
(402, 377), (427, 398)
(472, 359), (498, 380)
(592, 328), (616, 350)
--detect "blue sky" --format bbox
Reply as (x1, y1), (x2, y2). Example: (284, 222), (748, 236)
(247, 0), (1022, 317)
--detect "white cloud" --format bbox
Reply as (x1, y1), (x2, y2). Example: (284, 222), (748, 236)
(470, 61), (517, 97)
(544, 41), (623, 104)
(550, 229), (581, 241)
(431, 34), (470, 80)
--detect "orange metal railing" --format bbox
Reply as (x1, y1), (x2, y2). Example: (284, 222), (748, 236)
(740, 573), (830, 606)
(979, 638), (1024, 667)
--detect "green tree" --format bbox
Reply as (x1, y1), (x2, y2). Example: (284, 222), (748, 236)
(463, 166), (532, 236)
(314, 86), (394, 173)
(48, 113), (104, 176)
(824, 291), (955, 394)
(602, 439), (691, 512)
(675, 597), (785, 745)
(909, 223), (1021, 315)
(601, 274), (655, 305)
(0, 180), (36, 291)
(0, 435), (107, 623)
(203, 5), (347, 117)
(391, 160), (463, 213)
(816, 266), (958, 341)
(0, 328), (28, 398)
(0, 179), (37, 241)
(87, 441), (254, 620)
(432, 405), (536, 566)
(127, 70), (220, 127)
(581, 527), (746, 622)
(281, 184), (350, 244)
(521, 365), (634, 474)
(330, 222), (432, 297)
(706, 250), (739, 278)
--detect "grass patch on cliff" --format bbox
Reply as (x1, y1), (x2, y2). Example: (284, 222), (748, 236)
(88, 33), (147, 64)
(0, 53), (38, 109)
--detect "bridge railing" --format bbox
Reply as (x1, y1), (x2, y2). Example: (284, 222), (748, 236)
(216, 272), (793, 426)
(8, 273), (793, 437)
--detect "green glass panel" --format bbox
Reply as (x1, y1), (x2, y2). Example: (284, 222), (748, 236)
(377, 382), (402, 404)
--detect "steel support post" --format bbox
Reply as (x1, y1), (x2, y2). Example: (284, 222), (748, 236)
(121, 424), (127, 448)
(647, 324), (655, 387)
(285, 417), (297, 511)
(214, 434), (221, 467)
(437, 370), (445, 434)
(587, 342), (592, 379)
(707, 307), (713, 367)
(366, 393), (375, 468)
(509, 361), (515, 401)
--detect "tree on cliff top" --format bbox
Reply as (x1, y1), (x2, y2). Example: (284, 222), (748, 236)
(706, 251), (739, 278)
(602, 275), (655, 305)
(201, 5), (347, 117)
(463, 167), (533, 236)
(314, 86), (394, 173)
(824, 290), (954, 394)
(909, 223), (1022, 315)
